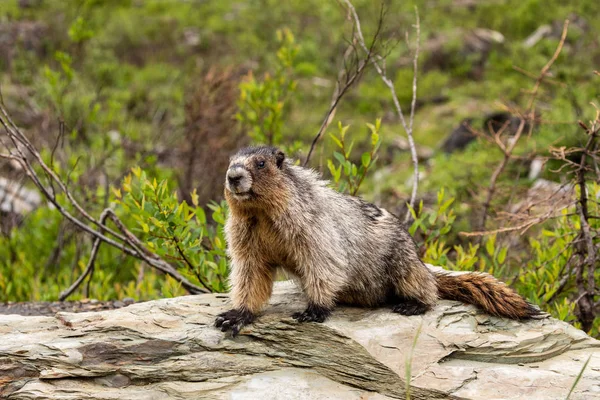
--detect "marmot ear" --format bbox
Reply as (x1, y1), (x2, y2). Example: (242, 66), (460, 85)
(275, 150), (285, 169)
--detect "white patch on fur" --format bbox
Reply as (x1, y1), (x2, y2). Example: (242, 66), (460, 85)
(225, 166), (253, 195)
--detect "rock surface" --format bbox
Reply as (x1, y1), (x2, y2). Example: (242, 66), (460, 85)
(1, 280), (599, 400)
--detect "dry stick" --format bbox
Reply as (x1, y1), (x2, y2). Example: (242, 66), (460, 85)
(59, 209), (211, 300)
(0, 119), (139, 256)
(461, 201), (577, 237)
(573, 114), (599, 332)
(544, 251), (576, 304)
(59, 209), (110, 301)
(474, 20), (569, 236)
(0, 112), (204, 292)
(343, 0), (421, 222)
(477, 118), (527, 235)
(303, 66), (358, 167)
(0, 103), (130, 244)
(406, 8), (421, 222)
(0, 109), (207, 296)
(174, 239), (213, 293)
(304, 11), (382, 167)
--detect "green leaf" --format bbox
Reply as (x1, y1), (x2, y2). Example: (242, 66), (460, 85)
(339, 123), (350, 140)
(361, 152), (371, 168)
(329, 133), (343, 149)
(333, 151), (346, 165)
(497, 247), (508, 264)
(485, 236), (496, 256)
(346, 141), (355, 158)
(371, 132), (380, 147)
(327, 159), (338, 181)
(196, 207), (206, 225)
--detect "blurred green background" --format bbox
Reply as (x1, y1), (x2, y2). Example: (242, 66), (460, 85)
(0, 0), (598, 333)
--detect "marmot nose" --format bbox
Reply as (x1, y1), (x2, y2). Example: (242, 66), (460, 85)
(227, 173), (243, 186)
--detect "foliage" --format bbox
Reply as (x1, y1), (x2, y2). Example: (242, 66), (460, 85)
(114, 167), (229, 293)
(1, 0), (599, 337)
(0, 199), (165, 302)
(410, 188), (599, 336)
(236, 28), (299, 149)
(327, 119), (382, 195)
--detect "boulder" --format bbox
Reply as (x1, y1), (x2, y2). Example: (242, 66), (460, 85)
(0, 177), (41, 215)
(1, 279), (598, 399)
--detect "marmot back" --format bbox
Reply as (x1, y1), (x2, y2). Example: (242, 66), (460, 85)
(215, 146), (539, 336)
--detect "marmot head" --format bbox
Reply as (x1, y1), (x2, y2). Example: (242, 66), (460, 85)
(224, 146), (286, 205)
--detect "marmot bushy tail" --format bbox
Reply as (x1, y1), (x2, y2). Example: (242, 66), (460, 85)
(215, 146), (539, 335)
(427, 265), (539, 319)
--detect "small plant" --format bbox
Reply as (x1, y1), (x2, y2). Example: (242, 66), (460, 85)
(409, 188), (599, 335)
(566, 355), (592, 399)
(327, 119), (382, 195)
(405, 322), (423, 400)
(114, 167), (229, 293)
(237, 28), (298, 148)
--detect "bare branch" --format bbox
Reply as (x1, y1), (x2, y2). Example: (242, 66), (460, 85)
(0, 94), (209, 296)
(474, 20), (570, 236)
(341, 0), (421, 222)
(573, 111), (599, 332)
(59, 209), (110, 301)
(303, 5), (383, 166)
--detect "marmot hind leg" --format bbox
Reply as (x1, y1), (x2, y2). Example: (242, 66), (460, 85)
(392, 297), (430, 315)
(389, 261), (438, 316)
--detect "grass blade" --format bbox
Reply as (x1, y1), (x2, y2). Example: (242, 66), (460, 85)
(566, 354), (592, 399)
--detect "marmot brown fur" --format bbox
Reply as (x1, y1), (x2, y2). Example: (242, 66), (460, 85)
(215, 146), (539, 335)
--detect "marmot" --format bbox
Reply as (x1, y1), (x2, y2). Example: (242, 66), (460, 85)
(215, 146), (538, 335)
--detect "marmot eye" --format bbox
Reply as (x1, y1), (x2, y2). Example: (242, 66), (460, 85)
(257, 160), (266, 169)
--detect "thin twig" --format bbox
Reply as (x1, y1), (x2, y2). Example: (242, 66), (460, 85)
(0, 98), (208, 296)
(342, 0), (421, 222)
(59, 209), (110, 301)
(475, 20), (569, 236)
(304, 5), (383, 166)
(573, 112), (598, 332)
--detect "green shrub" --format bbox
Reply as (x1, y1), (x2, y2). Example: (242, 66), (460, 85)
(115, 167), (229, 293)
(410, 188), (598, 336)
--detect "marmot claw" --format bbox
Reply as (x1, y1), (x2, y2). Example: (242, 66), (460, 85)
(215, 309), (255, 336)
(292, 304), (331, 323)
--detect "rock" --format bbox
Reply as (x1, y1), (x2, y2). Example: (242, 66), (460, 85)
(441, 118), (475, 153)
(0, 279), (598, 399)
(0, 299), (142, 317)
(482, 112), (527, 136)
(523, 25), (553, 48)
(523, 14), (589, 49)
(182, 28), (201, 47)
(442, 112), (532, 154)
(421, 28), (504, 79)
(0, 176), (41, 214)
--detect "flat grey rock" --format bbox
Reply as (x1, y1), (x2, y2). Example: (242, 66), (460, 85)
(1, 280), (598, 399)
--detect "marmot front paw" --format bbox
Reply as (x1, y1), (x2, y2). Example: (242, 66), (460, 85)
(215, 308), (255, 336)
